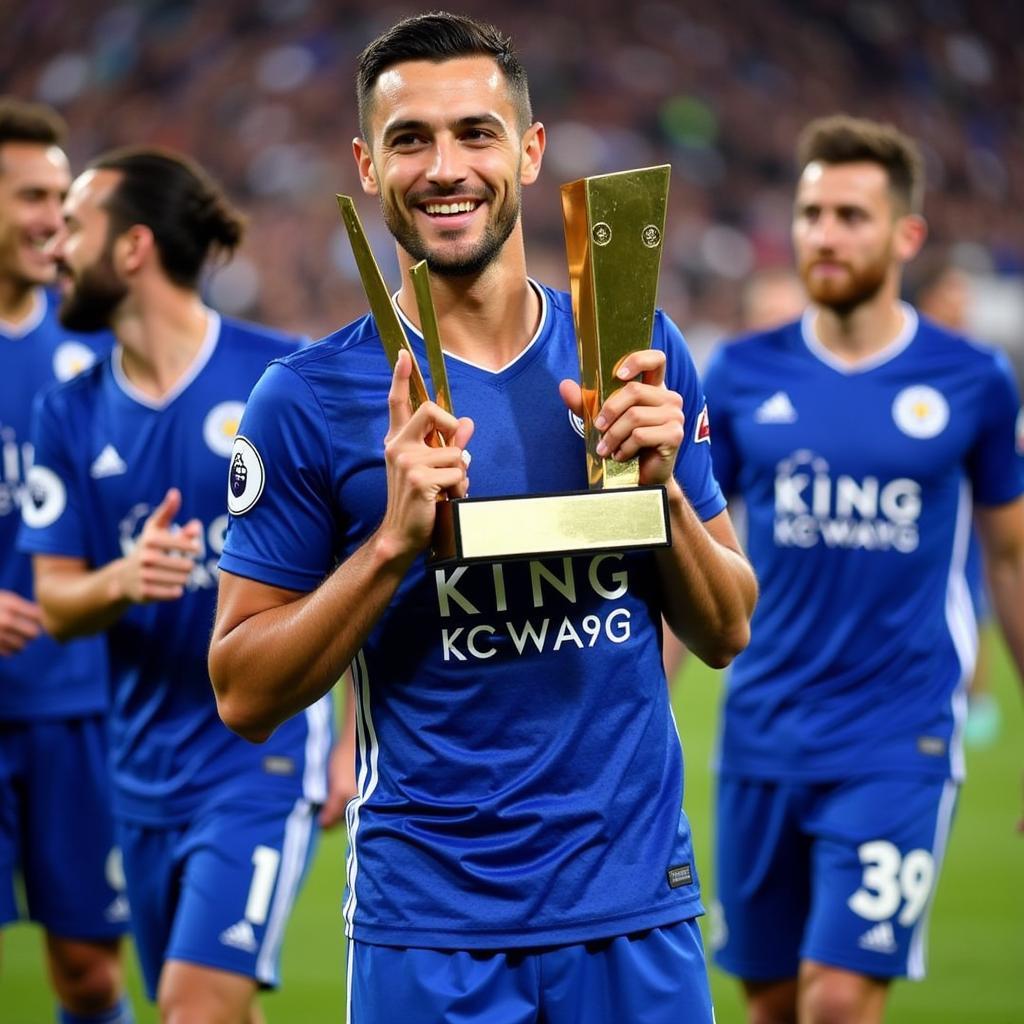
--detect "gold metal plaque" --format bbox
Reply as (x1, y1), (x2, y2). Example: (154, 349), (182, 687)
(561, 166), (670, 490)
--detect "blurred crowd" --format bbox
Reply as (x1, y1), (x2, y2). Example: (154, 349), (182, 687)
(5, 0), (1022, 365)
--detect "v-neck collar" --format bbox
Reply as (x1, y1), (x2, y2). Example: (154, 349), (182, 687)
(0, 288), (46, 339)
(112, 309), (221, 409)
(394, 279), (549, 377)
(801, 302), (918, 375)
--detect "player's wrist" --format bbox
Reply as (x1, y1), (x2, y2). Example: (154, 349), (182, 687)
(107, 556), (135, 606)
(367, 526), (422, 576)
(662, 475), (687, 510)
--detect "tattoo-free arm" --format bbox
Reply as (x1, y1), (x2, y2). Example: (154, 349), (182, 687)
(32, 487), (201, 641)
(210, 351), (473, 742)
(656, 493), (756, 668)
(560, 347), (756, 670)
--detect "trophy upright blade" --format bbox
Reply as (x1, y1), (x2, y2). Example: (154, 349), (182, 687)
(336, 196), (433, 415)
(561, 166), (670, 489)
(410, 261), (454, 417)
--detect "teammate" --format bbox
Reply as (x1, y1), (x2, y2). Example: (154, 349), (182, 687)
(18, 148), (332, 1023)
(207, 12), (757, 1023)
(704, 115), (1024, 1023)
(0, 98), (132, 1024)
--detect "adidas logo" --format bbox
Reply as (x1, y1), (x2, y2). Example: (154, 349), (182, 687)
(754, 391), (797, 424)
(90, 444), (127, 479)
(105, 894), (130, 923)
(857, 921), (897, 954)
(219, 919), (258, 953)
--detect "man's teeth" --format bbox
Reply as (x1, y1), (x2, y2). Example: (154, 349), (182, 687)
(424, 201), (478, 215)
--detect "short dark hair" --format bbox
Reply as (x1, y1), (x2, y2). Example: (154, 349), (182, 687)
(0, 97), (66, 165)
(357, 12), (532, 139)
(796, 114), (925, 215)
(89, 147), (245, 289)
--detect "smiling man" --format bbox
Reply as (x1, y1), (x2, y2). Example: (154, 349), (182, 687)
(704, 115), (1024, 1023)
(18, 147), (331, 1024)
(0, 98), (129, 1024)
(207, 11), (756, 1024)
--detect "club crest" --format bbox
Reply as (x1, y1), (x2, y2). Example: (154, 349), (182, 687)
(204, 401), (246, 457)
(892, 385), (949, 439)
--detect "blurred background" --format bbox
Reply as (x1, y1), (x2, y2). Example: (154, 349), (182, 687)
(3, 3), (1024, 1020)
(4, 0), (1022, 370)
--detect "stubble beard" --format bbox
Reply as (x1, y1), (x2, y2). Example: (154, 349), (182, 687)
(800, 249), (891, 317)
(58, 241), (128, 332)
(381, 181), (522, 279)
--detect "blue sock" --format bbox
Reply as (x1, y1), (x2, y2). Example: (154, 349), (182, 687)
(58, 996), (135, 1024)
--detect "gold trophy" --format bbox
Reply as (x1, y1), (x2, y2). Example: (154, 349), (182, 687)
(336, 167), (672, 563)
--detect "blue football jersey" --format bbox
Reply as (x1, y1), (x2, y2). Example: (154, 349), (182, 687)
(18, 313), (332, 824)
(220, 283), (727, 949)
(704, 306), (1024, 783)
(0, 288), (110, 720)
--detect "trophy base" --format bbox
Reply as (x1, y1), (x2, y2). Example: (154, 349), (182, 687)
(430, 486), (670, 564)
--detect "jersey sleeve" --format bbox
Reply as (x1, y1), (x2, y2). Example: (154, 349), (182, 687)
(700, 343), (739, 497)
(655, 312), (727, 521)
(17, 387), (92, 560)
(968, 350), (1024, 506)
(219, 360), (338, 592)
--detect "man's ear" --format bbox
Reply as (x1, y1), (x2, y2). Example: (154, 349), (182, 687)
(353, 137), (379, 196)
(519, 122), (546, 186)
(895, 213), (927, 264)
(115, 224), (155, 275)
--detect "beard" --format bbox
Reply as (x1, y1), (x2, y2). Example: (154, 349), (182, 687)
(58, 242), (127, 332)
(380, 181), (521, 278)
(799, 248), (890, 316)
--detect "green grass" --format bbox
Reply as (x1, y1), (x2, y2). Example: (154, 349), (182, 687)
(4, 634), (1021, 1021)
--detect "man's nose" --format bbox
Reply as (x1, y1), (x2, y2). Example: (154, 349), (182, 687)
(426, 136), (467, 187)
(40, 195), (65, 235)
(45, 222), (67, 261)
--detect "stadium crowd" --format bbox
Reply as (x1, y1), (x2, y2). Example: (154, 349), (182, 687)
(4, 0), (1022, 363)
(2, 3), (1023, 1021)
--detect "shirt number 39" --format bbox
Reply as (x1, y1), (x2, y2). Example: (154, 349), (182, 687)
(847, 840), (935, 926)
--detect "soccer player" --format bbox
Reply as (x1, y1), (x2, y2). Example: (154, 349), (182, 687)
(0, 98), (131, 1024)
(208, 12), (757, 1024)
(19, 148), (333, 1023)
(704, 115), (1024, 1023)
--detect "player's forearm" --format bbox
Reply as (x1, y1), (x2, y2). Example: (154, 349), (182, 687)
(210, 531), (415, 742)
(986, 553), (1024, 690)
(34, 558), (133, 641)
(655, 483), (757, 669)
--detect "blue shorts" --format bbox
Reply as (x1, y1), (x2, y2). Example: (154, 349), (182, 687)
(0, 715), (128, 939)
(349, 917), (714, 1024)
(713, 775), (958, 981)
(117, 794), (318, 999)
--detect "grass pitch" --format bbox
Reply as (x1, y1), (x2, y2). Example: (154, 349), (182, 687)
(4, 633), (1021, 1021)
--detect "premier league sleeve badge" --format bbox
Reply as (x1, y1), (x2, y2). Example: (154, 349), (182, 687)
(226, 436), (265, 515)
